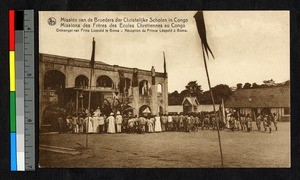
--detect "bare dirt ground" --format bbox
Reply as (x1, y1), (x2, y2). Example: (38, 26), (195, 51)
(39, 122), (290, 168)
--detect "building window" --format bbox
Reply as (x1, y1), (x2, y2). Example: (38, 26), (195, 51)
(44, 70), (66, 89)
(96, 75), (114, 88)
(157, 83), (162, 96)
(124, 78), (131, 95)
(139, 80), (150, 95)
(284, 107), (290, 115)
(75, 75), (89, 88)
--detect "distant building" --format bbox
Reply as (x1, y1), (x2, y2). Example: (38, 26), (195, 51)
(225, 86), (290, 121)
(230, 86), (237, 92)
(182, 97), (200, 113)
(263, 79), (276, 86)
(168, 96), (219, 114)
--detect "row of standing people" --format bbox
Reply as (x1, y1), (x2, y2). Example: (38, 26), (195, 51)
(58, 111), (278, 134)
(60, 113), (218, 134)
(225, 113), (278, 133)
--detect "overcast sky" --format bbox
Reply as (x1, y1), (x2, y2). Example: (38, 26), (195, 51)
(39, 11), (290, 92)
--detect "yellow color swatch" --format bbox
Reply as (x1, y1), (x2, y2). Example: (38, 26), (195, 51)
(10, 51), (15, 91)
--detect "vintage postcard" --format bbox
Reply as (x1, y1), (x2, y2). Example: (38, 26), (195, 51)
(39, 11), (290, 168)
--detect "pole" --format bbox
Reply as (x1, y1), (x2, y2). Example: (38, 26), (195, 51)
(86, 67), (93, 148)
(202, 44), (224, 167)
(76, 90), (79, 114)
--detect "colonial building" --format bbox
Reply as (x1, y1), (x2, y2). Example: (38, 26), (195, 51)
(225, 86), (290, 121)
(39, 53), (168, 127)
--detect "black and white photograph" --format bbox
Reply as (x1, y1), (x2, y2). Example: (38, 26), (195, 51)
(38, 11), (290, 168)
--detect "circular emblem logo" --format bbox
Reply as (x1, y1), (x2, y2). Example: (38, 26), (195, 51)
(48, 17), (56, 26)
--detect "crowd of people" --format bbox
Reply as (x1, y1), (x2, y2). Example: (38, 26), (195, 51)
(55, 107), (278, 134)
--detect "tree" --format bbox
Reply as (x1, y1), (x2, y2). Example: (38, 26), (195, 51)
(283, 80), (290, 86)
(243, 82), (251, 89)
(168, 91), (184, 105)
(237, 83), (243, 89)
(185, 81), (203, 97)
(200, 84), (232, 104)
(252, 83), (259, 88)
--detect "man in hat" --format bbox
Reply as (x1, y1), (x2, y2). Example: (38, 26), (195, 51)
(107, 112), (116, 134)
(115, 111), (123, 133)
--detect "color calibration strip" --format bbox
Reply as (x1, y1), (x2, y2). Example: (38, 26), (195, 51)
(9, 10), (35, 171)
(9, 9), (17, 171)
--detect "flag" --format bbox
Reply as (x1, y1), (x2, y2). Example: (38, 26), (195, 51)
(118, 70), (125, 93)
(194, 11), (214, 59)
(222, 98), (226, 123)
(194, 11), (223, 167)
(90, 37), (95, 68)
(132, 68), (138, 87)
(163, 51), (167, 76)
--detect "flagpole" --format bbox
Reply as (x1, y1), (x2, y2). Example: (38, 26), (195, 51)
(86, 67), (92, 148)
(86, 37), (95, 148)
(202, 44), (224, 167)
(222, 98), (226, 125)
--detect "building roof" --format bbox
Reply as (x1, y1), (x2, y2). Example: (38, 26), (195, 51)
(197, 104), (220, 112)
(40, 53), (166, 77)
(225, 86), (290, 108)
(181, 97), (199, 106)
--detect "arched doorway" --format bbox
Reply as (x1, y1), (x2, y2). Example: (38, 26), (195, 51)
(96, 75), (114, 88)
(139, 105), (151, 116)
(75, 75), (89, 88)
(44, 70), (66, 105)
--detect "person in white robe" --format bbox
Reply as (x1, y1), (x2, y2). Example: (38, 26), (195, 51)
(154, 114), (162, 132)
(115, 111), (123, 133)
(93, 115), (99, 133)
(107, 112), (116, 133)
(85, 115), (94, 133)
